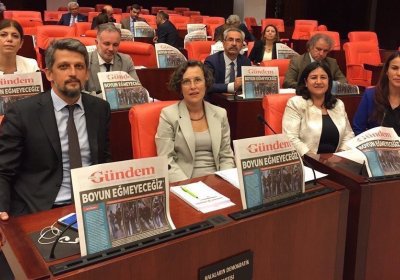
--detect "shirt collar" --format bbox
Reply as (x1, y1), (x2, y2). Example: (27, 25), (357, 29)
(223, 52), (237, 65)
(51, 89), (84, 112)
(97, 52), (114, 65)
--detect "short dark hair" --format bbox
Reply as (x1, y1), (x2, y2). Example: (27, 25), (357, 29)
(45, 38), (89, 69)
(169, 60), (214, 95)
(297, 61), (337, 109)
(0, 19), (24, 38)
(157, 11), (169, 20)
(131, 4), (141, 10)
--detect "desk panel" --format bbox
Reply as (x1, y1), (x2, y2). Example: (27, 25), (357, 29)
(1, 176), (348, 280)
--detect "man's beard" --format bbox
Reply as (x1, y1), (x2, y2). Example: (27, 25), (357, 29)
(54, 79), (82, 98)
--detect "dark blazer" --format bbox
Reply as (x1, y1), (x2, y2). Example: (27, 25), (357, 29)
(0, 91), (111, 215)
(248, 40), (277, 64)
(204, 51), (252, 93)
(58, 13), (87, 26)
(156, 20), (179, 48)
(214, 23), (255, 42)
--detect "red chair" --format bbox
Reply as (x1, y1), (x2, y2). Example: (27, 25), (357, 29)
(79, 7), (95, 16)
(310, 31), (341, 50)
(183, 11), (201, 17)
(0, 115), (4, 126)
(151, 6), (168, 15)
(141, 9), (150, 15)
(141, 15), (157, 29)
(44, 11), (66, 22)
(84, 29), (97, 38)
(3, 11), (42, 21)
(185, 41), (215, 62)
(118, 41), (157, 68)
(292, 19), (318, 40)
(203, 17), (225, 37)
(72, 36), (96, 46)
(262, 94), (295, 135)
(317, 25), (328, 31)
(348, 31), (379, 47)
(58, 7), (68, 11)
(129, 101), (177, 158)
(73, 22), (92, 37)
(14, 18), (43, 36)
(247, 41), (255, 58)
(169, 15), (190, 29)
(244, 17), (258, 33)
(190, 15), (208, 24)
(174, 7), (190, 15)
(343, 41), (381, 87)
(260, 59), (291, 88)
(113, 8), (123, 14)
(261, 18), (285, 33)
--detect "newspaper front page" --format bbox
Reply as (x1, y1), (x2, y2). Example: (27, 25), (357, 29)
(0, 72), (43, 114)
(275, 43), (299, 59)
(241, 66), (279, 99)
(71, 157), (175, 256)
(331, 81), (360, 95)
(155, 43), (187, 68)
(346, 126), (400, 177)
(184, 30), (208, 48)
(134, 21), (155, 37)
(233, 135), (304, 209)
(98, 71), (148, 110)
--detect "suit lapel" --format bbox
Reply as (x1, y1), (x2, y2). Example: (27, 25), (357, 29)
(89, 51), (100, 88)
(38, 92), (62, 161)
(82, 94), (99, 164)
(205, 102), (221, 164)
(177, 102), (195, 159)
(217, 52), (226, 83)
(113, 54), (122, 70)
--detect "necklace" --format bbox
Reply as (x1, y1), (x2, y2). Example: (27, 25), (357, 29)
(190, 113), (205, 121)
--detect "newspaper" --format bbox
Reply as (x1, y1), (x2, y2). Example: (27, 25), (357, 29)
(233, 134), (304, 209)
(241, 66), (279, 99)
(210, 41), (224, 55)
(71, 157), (175, 256)
(332, 81), (360, 95)
(133, 21), (155, 37)
(184, 30), (208, 48)
(345, 126), (400, 177)
(0, 72), (43, 115)
(275, 43), (299, 59)
(155, 43), (187, 68)
(98, 71), (148, 110)
(187, 24), (207, 35)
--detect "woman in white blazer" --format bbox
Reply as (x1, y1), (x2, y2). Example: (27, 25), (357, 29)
(0, 19), (39, 74)
(156, 60), (235, 183)
(282, 61), (354, 156)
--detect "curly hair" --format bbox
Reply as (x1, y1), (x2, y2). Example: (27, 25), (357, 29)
(296, 61), (337, 109)
(168, 60), (214, 96)
(372, 51), (400, 122)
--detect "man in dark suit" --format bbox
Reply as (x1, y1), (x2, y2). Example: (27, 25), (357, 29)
(58, 1), (87, 26)
(214, 14), (254, 42)
(91, 5), (116, 29)
(121, 4), (147, 33)
(0, 38), (111, 219)
(153, 11), (179, 48)
(204, 27), (252, 93)
(283, 33), (347, 89)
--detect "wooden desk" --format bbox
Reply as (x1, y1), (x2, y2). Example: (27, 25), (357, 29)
(364, 63), (383, 86)
(209, 94), (363, 140)
(137, 68), (179, 101)
(305, 154), (400, 280)
(1, 175), (348, 280)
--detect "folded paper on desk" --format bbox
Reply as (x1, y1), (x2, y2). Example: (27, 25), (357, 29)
(335, 149), (366, 165)
(171, 181), (235, 213)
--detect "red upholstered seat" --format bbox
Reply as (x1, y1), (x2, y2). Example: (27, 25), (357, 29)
(260, 59), (291, 88)
(262, 94), (295, 135)
(261, 18), (285, 33)
(185, 41), (215, 62)
(129, 101), (178, 158)
(292, 19), (318, 40)
(118, 41), (157, 68)
(73, 22), (92, 37)
(348, 31), (379, 47)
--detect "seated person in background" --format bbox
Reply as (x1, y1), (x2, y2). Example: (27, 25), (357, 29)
(86, 23), (141, 94)
(156, 60), (235, 183)
(353, 51), (400, 135)
(214, 14), (254, 42)
(282, 61), (354, 156)
(121, 4), (147, 33)
(204, 27), (251, 94)
(58, 1), (87, 26)
(91, 5), (116, 29)
(153, 11), (179, 48)
(0, 19), (39, 74)
(249, 24), (279, 65)
(283, 33), (346, 89)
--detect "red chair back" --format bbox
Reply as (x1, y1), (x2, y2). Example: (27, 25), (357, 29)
(262, 94), (295, 135)
(260, 59), (291, 87)
(118, 41), (157, 68)
(129, 101), (177, 158)
(73, 22), (92, 37)
(261, 18), (285, 33)
(348, 31), (379, 47)
(185, 41), (215, 62)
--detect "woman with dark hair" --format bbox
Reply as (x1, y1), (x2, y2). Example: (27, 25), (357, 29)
(282, 61), (354, 156)
(248, 24), (279, 64)
(156, 60), (235, 182)
(0, 19), (39, 74)
(353, 51), (400, 135)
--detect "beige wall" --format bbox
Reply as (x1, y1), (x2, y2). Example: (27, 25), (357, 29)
(46, 0), (74, 10)
(234, 0), (266, 25)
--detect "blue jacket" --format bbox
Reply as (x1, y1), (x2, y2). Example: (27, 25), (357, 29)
(58, 13), (87, 26)
(353, 87), (378, 135)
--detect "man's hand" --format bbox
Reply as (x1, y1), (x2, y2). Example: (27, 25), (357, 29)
(0, 212), (9, 221)
(234, 77), (242, 91)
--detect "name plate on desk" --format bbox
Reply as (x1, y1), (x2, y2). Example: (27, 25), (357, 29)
(199, 250), (253, 280)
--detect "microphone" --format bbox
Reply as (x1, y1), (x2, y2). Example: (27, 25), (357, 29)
(257, 114), (317, 185)
(257, 114), (277, 134)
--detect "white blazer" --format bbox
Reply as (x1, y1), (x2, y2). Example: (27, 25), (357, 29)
(282, 96), (355, 156)
(156, 100), (235, 183)
(0, 55), (39, 75)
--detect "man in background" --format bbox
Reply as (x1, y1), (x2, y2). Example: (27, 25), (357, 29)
(91, 4), (115, 29)
(58, 1), (88, 26)
(205, 27), (251, 93)
(283, 33), (347, 89)
(87, 23), (141, 94)
(214, 14), (254, 42)
(153, 11), (179, 48)
(121, 4), (147, 33)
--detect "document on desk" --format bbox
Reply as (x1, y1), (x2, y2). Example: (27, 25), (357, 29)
(171, 181), (235, 213)
(215, 168), (240, 189)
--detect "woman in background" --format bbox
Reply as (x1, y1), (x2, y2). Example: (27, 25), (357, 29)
(0, 19), (39, 74)
(249, 24), (279, 65)
(353, 51), (400, 135)
(156, 60), (235, 183)
(282, 61), (354, 156)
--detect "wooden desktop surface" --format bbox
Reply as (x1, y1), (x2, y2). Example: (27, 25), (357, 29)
(1, 175), (348, 280)
(305, 153), (400, 280)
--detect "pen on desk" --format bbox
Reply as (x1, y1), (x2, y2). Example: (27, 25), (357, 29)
(181, 186), (198, 199)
